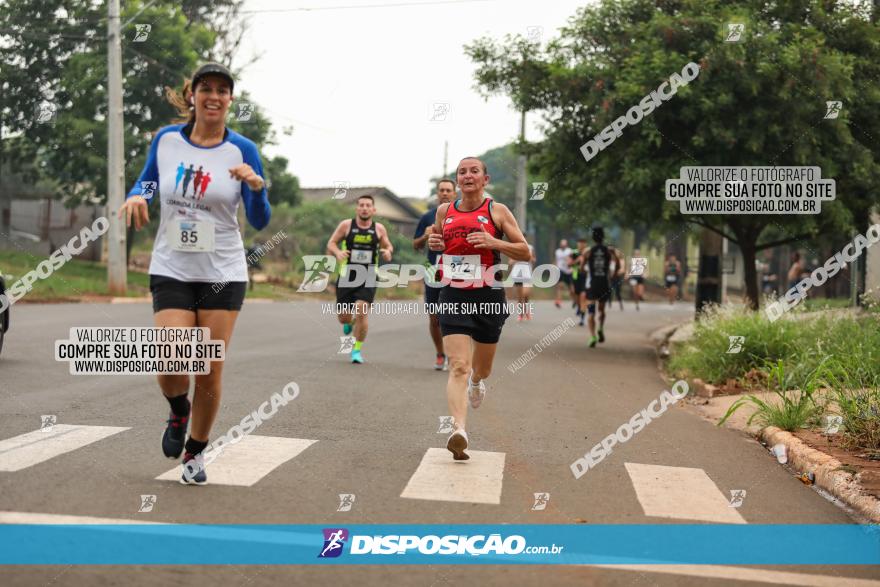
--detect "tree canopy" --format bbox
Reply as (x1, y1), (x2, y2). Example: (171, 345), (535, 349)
(0, 0), (299, 208)
(466, 0), (880, 307)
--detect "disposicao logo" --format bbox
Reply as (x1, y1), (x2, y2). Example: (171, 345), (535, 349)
(318, 528), (349, 558)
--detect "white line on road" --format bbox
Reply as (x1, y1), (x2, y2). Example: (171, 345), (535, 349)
(400, 448), (505, 504)
(0, 511), (158, 524)
(625, 462), (746, 524)
(155, 435), (317, 486)
(595, 564), (880, 587)
(0, 425), (130, 472)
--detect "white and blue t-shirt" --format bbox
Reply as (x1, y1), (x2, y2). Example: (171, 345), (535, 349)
(128, 124), (271, 283)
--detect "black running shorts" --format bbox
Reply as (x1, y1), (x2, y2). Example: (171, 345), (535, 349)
(335, 283), (376, 305)
(424, 282), (441, 306)
(336, 265), (377, 305)
(150, 275), (246, 313)
(438, 285), (509, 344)
(588, 276), (612, 302)
(560, 272), (573, 285)
(574, 273), (587, 294)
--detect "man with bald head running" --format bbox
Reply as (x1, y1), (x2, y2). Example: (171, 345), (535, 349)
(428, 157), (531, 461)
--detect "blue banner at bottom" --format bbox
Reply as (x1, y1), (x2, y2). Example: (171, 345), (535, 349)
(1, 524), (878, 565)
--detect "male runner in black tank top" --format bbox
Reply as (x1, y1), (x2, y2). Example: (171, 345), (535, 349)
(584, 226), (622, 347)
(327, 195), (393, 364)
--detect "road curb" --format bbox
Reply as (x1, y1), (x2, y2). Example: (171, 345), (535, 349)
(761, 426), (880, 523)
(660, 320), (880, 523)
(648, 323), (680, 345)
(650, 320), (692, 359)
(691, 378), (720, 398)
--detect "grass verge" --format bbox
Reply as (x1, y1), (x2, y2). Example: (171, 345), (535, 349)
(669, 302), (880, 451)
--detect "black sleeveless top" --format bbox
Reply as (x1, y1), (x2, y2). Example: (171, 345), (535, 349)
(588, 244), (610, 279)
(344, 218), (379, 266)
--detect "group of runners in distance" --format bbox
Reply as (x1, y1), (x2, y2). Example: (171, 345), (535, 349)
(117, 62), (681, 478)
(552, 232), (624, 347)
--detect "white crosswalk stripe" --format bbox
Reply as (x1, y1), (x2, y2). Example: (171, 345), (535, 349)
(625, 462), (746, 524)
(401, 448), (506, 504)
(155, 435), (317, 486)
(0, 425), (129, 472)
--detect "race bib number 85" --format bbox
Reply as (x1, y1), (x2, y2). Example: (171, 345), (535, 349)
(442, 254), (481, 280)
(167, 219), (215, 253)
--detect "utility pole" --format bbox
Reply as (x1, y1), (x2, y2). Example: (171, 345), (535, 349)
(107, 0), (126, 294)
(443, 140), (448, 178)
(515, 109), (527, 229)
(721, 236), (729, 304)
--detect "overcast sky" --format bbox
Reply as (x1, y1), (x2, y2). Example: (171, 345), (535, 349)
(236, 0), (588, 199)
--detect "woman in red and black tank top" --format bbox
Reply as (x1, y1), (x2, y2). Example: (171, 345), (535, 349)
(439, 196), (503, 286)
(428, 157), (531, 462)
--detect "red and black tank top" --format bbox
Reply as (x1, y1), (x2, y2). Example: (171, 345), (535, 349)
(439, 197), (503, 287)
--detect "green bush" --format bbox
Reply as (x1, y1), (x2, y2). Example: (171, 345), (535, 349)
(668, 304), (793, 384)
(673, 304), (880, 445)
(819, 359), (880, 453)
(669, 304), (880, 392)
(718, 359), (825, 431)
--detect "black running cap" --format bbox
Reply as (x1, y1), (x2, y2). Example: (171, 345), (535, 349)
(192, 63), (234, 92)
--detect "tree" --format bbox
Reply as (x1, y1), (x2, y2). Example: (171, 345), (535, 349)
(225, 92), (301, 207)
(264, 155), (301, 207)
(1, 1), (216, 202)
(467, 0), (880, 309)
(0, 0), (299, 207)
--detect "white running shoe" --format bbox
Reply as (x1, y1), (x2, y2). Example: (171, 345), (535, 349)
(468, 373), (487, 409)
(180, 452), (207, 485)
(446, 429), (469, 461)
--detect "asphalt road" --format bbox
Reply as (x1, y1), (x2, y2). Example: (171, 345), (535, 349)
(0, 299), (877, 586)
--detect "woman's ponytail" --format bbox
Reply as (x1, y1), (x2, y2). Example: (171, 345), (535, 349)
(164, 79), (195, 124)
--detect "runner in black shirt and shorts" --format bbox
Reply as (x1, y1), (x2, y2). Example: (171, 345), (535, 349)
(585, 226), (622, 348)
(327, 195), (393, 364)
